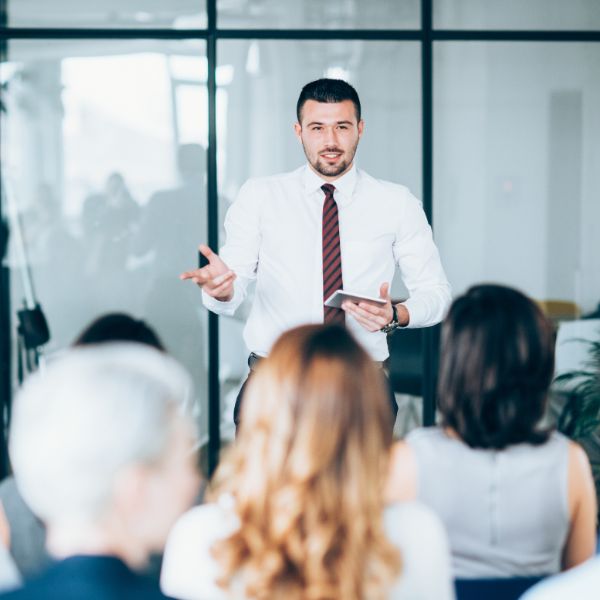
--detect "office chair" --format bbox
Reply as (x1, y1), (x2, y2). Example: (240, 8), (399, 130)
(454, 575), (546, 600)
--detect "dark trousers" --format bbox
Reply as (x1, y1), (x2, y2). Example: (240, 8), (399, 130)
(233, 353), (398, 431)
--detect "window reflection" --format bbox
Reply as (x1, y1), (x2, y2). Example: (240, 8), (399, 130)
(433, 43), (600, 313)
(1, 40), (209, 443)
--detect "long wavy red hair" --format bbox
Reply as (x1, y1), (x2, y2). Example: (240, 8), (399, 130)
(210, 324), (401, 599)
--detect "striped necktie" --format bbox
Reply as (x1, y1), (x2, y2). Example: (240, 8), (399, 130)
(321, 183), (345, 325)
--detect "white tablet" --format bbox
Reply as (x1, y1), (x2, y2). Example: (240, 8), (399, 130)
(324, 290), (386, 309)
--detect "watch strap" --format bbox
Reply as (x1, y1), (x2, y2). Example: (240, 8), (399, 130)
(380, 304), (401, 334)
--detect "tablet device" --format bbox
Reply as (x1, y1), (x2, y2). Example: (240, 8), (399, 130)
(324, 290), (386, 309)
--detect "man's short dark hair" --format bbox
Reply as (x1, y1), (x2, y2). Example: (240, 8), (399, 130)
(437, 284), (555, 450)
(296, 78), (361, 123)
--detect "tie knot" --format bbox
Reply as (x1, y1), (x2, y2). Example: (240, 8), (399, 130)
(321, 183), (335, 198)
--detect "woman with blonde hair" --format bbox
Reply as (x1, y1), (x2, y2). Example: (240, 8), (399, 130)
(161, 324), (453, 600)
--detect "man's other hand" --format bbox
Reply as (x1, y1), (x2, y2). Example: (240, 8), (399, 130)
(342, 282), (409, 331)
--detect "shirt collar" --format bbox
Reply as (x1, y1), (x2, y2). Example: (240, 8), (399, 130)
(302, 162), (358, 207)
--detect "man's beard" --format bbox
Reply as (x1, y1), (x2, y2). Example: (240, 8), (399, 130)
(313, 156), (350, 177)
(304, 141), (359, 178)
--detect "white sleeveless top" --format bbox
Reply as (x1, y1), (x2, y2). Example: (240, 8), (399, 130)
(406, 427), (571, 578)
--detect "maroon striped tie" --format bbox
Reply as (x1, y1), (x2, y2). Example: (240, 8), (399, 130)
(322, 183), (345, 325)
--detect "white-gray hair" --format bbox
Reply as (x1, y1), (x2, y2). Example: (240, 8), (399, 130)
(9, 343), (196, 527)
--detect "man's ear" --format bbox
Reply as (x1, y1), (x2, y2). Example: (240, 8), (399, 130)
(357, 119), (365, 138)
(293, 122), (302, 142)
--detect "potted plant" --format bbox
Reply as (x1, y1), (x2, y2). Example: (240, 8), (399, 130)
(553, 334), (600, 524)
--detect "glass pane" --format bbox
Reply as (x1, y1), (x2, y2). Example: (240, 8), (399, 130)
(218, 0), (420, 29)
(1, 40), (209, 452)
(8, 0), (207, 28)
(433, 42), (600, 314)
(216, 40), (422, 442)
(434, 0), (600, 30)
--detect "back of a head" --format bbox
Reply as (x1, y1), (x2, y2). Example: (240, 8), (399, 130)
(438, 284), (555, 449)
(9, 344), (195, 531)
(213, 324), (399, 599)
(239, 324), (392, 476)
(73, 312), (165, 351)
(296, 78), (361, 123)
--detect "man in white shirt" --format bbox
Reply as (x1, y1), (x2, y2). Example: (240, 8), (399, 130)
(181, 78), (451, 427)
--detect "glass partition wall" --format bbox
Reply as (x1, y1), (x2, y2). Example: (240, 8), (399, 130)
(1, 0), (599, 475)
(1, 38), (210, 467)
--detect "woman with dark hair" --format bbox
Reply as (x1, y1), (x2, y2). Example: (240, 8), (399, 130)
(73, 312), (165, 350)
(387, 284), (596, 578)
(161, 324), (454, 599)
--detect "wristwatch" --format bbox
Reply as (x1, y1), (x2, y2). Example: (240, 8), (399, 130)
(380, 304), (401, 334)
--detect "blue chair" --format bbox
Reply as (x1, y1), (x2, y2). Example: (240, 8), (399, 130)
(454, 576), (546, 600)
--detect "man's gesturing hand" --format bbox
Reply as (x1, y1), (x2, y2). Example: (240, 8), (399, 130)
(342, 282), (409, 332)
(180, 244), (236, 302)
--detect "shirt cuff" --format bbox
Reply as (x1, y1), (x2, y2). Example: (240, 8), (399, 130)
(399, 297), (426, 329)
(201, 288), (238, 317)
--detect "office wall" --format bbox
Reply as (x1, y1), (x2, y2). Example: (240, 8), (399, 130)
(434, 43), (600, 312)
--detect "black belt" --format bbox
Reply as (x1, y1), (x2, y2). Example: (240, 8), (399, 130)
(248, 352), (386, 372)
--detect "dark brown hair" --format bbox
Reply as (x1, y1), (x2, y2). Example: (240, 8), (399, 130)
(437, 284), (555, 449)
(296, 78), (361, 123)
(73, 312), (165, 351)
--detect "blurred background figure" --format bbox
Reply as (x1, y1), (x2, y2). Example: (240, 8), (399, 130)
(161, 324), (454, 600)
(388, 284), (597, 585)
(0, 314), (187, 590)
(136, 144), (206, 275)
(80, 171), (141, 316)
(21, 183), (85, 353)
(0, 343), (200, 600)
(134, 143), (208, 426)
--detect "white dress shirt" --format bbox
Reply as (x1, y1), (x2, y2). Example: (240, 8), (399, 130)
(161, 499), (455, 600)
(203, 164), (451, 361)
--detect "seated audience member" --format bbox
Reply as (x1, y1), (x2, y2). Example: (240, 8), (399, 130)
(387, 284), (597, 578)
(73, 312), (166, 349)
(521, 555), (600, 600)
(0, 344), (200, 599)
(161, 324), (454, 600)
(0, 313), (167, 582)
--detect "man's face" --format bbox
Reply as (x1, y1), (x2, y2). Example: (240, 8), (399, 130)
(294, 99), (364, 181)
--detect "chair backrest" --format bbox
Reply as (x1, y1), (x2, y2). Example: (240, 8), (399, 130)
(454, 576), (547, 600)
(387, 327), (425, 396)
(388, 324), (441, 397)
